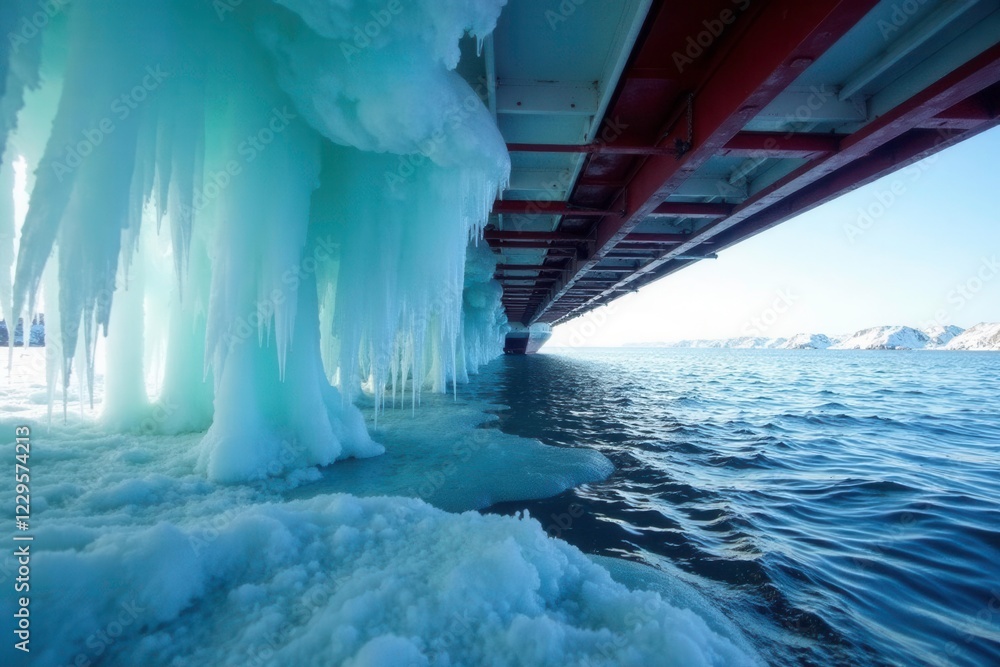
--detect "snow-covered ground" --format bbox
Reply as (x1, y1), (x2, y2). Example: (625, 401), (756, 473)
(0, 349), (760, 667)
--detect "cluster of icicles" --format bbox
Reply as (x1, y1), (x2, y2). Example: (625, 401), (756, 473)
(0, 0), (511, 481)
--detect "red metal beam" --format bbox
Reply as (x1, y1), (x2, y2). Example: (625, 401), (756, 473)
(549, 45), (1000, 322)
(716, 132), (841, 159)
(591, 266), (639, 273)
(491, 200), (732, 219)
(506, 142), (675, 156)
(485, 231), (589, 242)
(915, 91), (998, 130)
(500, 285), (556, 290)
(530, 0), (876, 324)
(599, 124), (998, 309)
(609, 42), (1000, 295)
(651, 202), (734, 219)
(487, 230), (694, 245)
(495, 264), (566, 272)
(502, 284), (551, 289)
(618, 233), (699, 245)
(487, 239), (585, 249)
(491, 201), (610, 218)
(507, 132), (841, 159)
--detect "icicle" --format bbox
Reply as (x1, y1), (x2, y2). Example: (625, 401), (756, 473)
(5, 0), (511, 482)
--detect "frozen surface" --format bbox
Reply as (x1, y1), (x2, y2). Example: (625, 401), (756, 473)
(1, 349), (758, 667)
(291, 396), (614, 512)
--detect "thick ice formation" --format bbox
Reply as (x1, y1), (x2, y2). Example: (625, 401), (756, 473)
(1, 0), (511, 481)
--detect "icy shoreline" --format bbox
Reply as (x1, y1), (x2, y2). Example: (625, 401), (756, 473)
(1, 348), (760, 667)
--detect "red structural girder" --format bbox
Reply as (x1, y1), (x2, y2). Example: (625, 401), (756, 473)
(492, 201), (732, 219)
(560, 46), (1000, 318)
(491, 202), (608, 218)
(715, 132), (841, 159)
(506, 132), (841, 160)
(526, 0), (878, 324)
(485, 230), (692, 244)
(493, 1), (1000, 326)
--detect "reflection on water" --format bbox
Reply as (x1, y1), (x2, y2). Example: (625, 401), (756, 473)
(476, 349), (1000, 667)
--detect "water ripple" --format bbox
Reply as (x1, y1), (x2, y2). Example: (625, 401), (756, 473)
(482, 349), (1000, 667)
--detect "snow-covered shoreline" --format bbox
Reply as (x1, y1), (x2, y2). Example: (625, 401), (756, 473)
(627, 323), (1000, 351)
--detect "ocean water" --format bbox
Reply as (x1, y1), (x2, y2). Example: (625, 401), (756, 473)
(477, 348), (1000, 666)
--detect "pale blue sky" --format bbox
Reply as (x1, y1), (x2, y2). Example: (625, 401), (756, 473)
(550, 125), (1000, 347)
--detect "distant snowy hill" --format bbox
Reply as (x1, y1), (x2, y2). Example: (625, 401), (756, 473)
(628, 324), (999, 351)
(638, 336), (787, 349)
(831, 326), (931, 350)
(925, 325), (964, 347)
(945, 323), (1000, 351)
(780, 333), (835, 350)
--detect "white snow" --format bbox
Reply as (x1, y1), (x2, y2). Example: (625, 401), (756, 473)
(945, 322), (1000, 350)
(830, 326), (931, 350)
(925, 325), (964, 347)
(7, 494), (757, 667)
(779, 333), (833, 350)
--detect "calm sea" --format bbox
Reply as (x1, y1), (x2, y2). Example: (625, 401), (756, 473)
(476, 348), (1000, 666)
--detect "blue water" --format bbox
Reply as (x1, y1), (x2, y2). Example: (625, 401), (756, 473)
(474, 349), (1000, 666)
